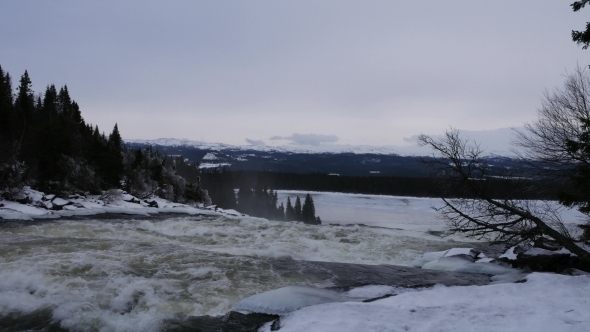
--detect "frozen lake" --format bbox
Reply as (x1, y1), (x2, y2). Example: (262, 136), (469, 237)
(277, 191), (443, 234)
(276, 190), (588, 238)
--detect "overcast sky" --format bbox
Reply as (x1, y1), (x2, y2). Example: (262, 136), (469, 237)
(1, 1), (587, 149)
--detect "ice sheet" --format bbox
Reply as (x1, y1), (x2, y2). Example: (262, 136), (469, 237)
(232, 286), (350, 314)
(421, 256), (521, 275)
(411, 247), (480, 268)
(277, 191), (446, 234)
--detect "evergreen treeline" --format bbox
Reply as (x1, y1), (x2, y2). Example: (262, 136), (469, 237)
(236, 184), (282, 219)
(198, 168), (321, 224)
(0, 66), (206, 204)
(236, 185), (321, 224)
(284, 194), (321, 224)
(198, 167), (236, 209)
(197, 169), (564, 201)
(226, 171), (563, 200)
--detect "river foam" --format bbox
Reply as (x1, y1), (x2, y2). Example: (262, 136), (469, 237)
(0, 214), (468, 331)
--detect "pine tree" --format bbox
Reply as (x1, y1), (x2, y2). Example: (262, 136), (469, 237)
(0, 66), (13, 144)
(237, 184), (254, 214)
(108, 123), (123, 149)
(15, 70), (34, 122)
(0, 66), (14, 167)
(278, 202), (285, 220)
(266, 189), (279, 218)
(13, 71), (38, 166)
(294, 196), (302, 221)
(285, 196), (295, 221)
(41, 85), (58, 123)
(71, 101), (83, 126)
(57, 85), (72, 117)
(34, 95), (42, 116)
(102, 123), (124, 187)
(309, 194), (316, 223)
(220, 168), (237, 209)
(301, 193), (316, 224)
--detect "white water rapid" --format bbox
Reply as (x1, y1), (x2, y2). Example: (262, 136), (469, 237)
(0, 210), (463, 331)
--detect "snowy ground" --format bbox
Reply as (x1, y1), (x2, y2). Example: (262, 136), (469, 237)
(259, 273), (590, 332)
(0, 187), (240, 221)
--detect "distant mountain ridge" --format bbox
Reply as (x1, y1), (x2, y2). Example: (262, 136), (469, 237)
(124, 138), (406, 155)
(124, 138), (519, 178)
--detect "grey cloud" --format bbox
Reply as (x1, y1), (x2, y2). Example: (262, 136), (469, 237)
(245, 138), (266, 146)
(403, 135), (420, 144)
(0, 1), (584, 147)
(404, 128), (522, 155)
(270, 133), (339, 146)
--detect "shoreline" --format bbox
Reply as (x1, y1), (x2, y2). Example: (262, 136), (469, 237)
(0, 187), (243, 221)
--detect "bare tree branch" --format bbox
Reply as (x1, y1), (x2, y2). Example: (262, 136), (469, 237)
(419, 129), (590, 260)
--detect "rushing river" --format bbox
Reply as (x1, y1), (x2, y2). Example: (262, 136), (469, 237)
(0, 194), (473, 331)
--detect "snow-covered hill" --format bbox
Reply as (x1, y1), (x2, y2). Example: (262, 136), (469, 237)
(124, 138), (406, 155)
(124, 138), (523, 177)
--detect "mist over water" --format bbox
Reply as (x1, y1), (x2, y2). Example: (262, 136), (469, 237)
(0, 194), (467, 331)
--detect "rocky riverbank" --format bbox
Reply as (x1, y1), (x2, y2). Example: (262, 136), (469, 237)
(0, 187), (241, 221)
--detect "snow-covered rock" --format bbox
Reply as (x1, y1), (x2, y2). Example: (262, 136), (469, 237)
(444, 247), (480, 258)
(218, 209), (242, 216)
(51, 197), (72, 209)
(232, 286), (350, 315)
(0, 187), (239, 221)
(499, 246), (518, 260)
(414, 247), (523, 276)
(411, 248), (480, 268)
(0, 200), (58, 220)
(43, 194), (55, 201)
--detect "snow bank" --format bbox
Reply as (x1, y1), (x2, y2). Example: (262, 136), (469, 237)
(523, 247), (573, 256)
(262, 273), (590, 332)
(0, 187), (233, 221)
(444, 247), (480, 257)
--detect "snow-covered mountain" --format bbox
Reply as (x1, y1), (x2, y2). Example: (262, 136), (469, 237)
(124, 138), (408, 155)
(124, 138), (521, 177)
